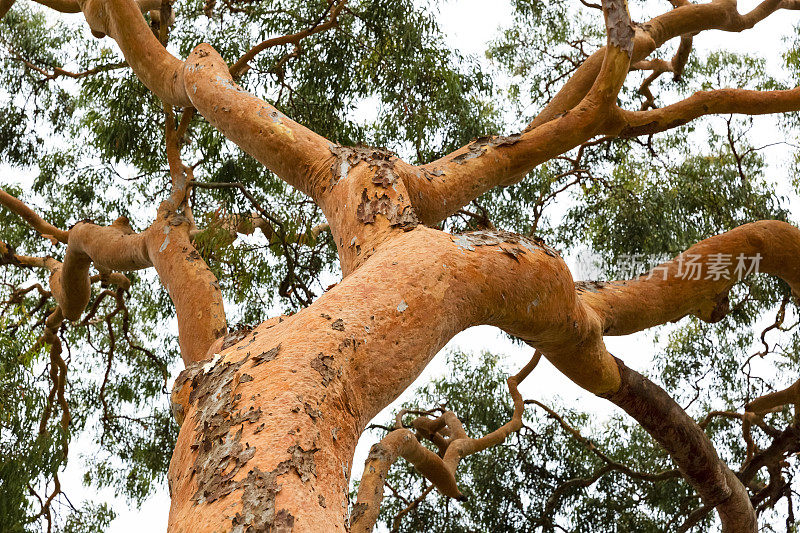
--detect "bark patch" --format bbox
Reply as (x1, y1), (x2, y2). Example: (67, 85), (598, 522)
(575, 280), (629, 294)
(603, 0), (635, 55)
(452, 134), (522, 164)
(311, 353), (338, 386)
(231, 466), (280, 533)
(253, 343), (281, 366)
(232, 445), (314, 533)
(284, 444), (318, 482)
(356, 189), (419, 230)
(349, 502), (369, 528)
(274, 510), (296, 532)
(175, 353), (318, 532)
(451, 230), (558, 258)
(171, 355), (265, 505)
(222, 325), (254, 350)
(329, 144), (398, 188)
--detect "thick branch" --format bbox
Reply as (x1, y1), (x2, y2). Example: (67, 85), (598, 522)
(51, 217), (150, 320)
(184, 44), (335, 200)
(601, 358), (757, 532)
(739, 424), (800, 482)
(146, 211), (228, 363)
(71, 0), (190, 105)
(167, 221), (796, 531)
(154, 119), (228, 363)
(402, 0), (634, 225)
(746, 378), (800, 415)
(578, 220), (800, 336)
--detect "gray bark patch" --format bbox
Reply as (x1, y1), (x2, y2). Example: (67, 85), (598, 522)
(451, 134), (522, 164)
(575, 280), (629, 294)
(311, 353), (338, 386)
(274, 510), (296, 532)
(284, 444), (318, 483)
(222, 325), (254, 350)
(175, 355), (319, 532)
(231, 466), (281, 533)
(349, 502), (369, 528)
(253, 344), (281, 366)
(603, 0), (635, 55)
(171, 355), (265, 505)
(451, 230), (559, 258)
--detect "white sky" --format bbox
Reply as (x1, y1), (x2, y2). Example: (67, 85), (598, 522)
(33, 1), (800, 531)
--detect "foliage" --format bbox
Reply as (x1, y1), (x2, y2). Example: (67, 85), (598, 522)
(0, 0), (798, 530)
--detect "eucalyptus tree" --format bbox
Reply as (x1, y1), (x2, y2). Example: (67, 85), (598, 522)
(1, 0), (799, 532)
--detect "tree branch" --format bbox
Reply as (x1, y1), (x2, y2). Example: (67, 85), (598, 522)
(0, 189), (69, 244)
(229, 0), (347, 78)
(529, 0), (796, 132)
(578, 220), (800, 336)
(183, 44), (335, 200)
(528, 399), (680, 482)
(68, 0), (190, 105)
(0, 0), (15, 19)
(401, 0), (635, 226)
(608, 86), (800, 137)
(352, 352), (541, 533)
(350, 428), (462, 533)
(601, 357), (757, 532)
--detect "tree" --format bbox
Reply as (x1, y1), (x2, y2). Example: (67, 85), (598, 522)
(1, 0), (800, 531)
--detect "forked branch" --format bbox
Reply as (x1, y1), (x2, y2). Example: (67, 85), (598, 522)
(351, 352), (541, 533)
(229, 0), (348, 78)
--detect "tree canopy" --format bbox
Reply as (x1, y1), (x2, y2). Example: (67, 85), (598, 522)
(1, 0), (799, 531)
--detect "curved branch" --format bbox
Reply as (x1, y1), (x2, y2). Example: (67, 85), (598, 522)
(350, 429), (462, 533)
(229, 0), (347, 78)
(609, 86), (800, 137)
(401, 0), (634, 225)
(739, 424), (800, 482)
(578, 220), (800, 336)
(746, 378), (800, 415)
(352, 352), (541, 533)
(440, 351), (541, 470)
(0, 189), (69, 244)
(530, 0), (795, 131)
(72, 0), (190, 106)
(601, 358), (757, 532)
(528, 399), (680, 482)
(51, 217), (150, 320)
(389, 484), (434, 532)
(32, 0), (161, 15)
(400, 0), (800, 226)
